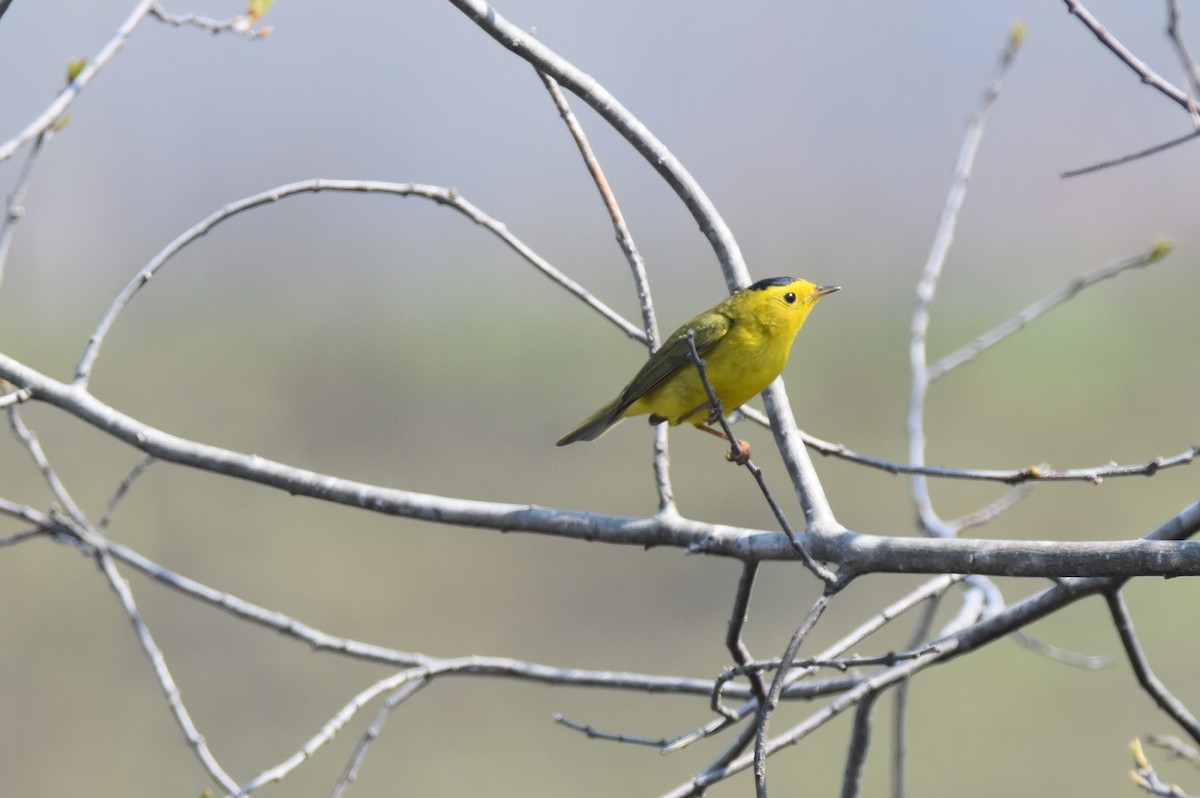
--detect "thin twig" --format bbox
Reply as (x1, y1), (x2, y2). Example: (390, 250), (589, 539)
(741, 405), (1199, 485)
(683, 329), (835, 583)
(754, 593), (831, 797)
(444, 0), (748, 289)
(928, 240), (1174, 380)
(237, 669), (426, 794)
(1010, 630), (1111, 669)
(8, 406), (91, 529)
(1062, 0), (1191, 111)
(328, 679), (428, 798)
(1062, 128), (1200, 178)
(890, 595), (943, 798)
(0, 0), (157, 164)
(149, 1), (271, 38)
(946, 485), (1031, 534)
(553, 714), (674, 748)
(7, 407), (237, 790)
(1167, 0), (1200, 126)
(1146, 735), (1200, 768)
(96, 545), (240, 792)
(722, 562), (768, 713)
(98, 455), (156, 531)
(537, 71), (675, 512)
(841, 690), (880, 798)
(1106, 589), (1200, 741)
(0, 128), (54, 287)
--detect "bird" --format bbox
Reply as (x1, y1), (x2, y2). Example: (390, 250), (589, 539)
(557, 276), (839, 462)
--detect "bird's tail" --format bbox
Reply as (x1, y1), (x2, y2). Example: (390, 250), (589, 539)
(556, 396), (628, 446)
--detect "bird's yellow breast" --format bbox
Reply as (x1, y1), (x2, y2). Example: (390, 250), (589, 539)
(629, 286), (809, 426)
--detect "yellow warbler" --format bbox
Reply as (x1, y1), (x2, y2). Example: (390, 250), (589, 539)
(557, 277), (838, 459)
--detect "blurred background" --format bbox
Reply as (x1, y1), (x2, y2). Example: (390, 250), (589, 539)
(1, 0), (1198, 795)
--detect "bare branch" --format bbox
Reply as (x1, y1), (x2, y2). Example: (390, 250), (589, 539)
(928, 240), (1174, 381)
(1146, 735), (1200, 768)
(1061, 0), (1191, 111)
(1107, 590), (1200, 742)
(1166, 0), (1200, 125)
(1132, 737), (1200, 797)
(537, 71), (676, 511)
(724, 562), (768, 711)
(841, 690), (881, 798)
(75, 180), (646, 386)
(664, 501), (1200, 796)
(329, 680), (428, 798)
(755, 593), (831, 796)
(149, 1), (271, 38)
(554, 714), (674, 748)
(112, 539), (774, 697)
(0, 127), (55, 287)
(741, 405), (1200, 485)
(1062, 128), (1200, 177)
(909, 25), (1023, 536)
(444, 0), (748, 289)
(8, 406), (91, 529)
(683, 329), (835, 582)
(98, 455), (157, 532)
(0, 0), (157, 164)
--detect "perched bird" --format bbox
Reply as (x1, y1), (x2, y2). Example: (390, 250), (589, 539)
(557, 276), (839, 461)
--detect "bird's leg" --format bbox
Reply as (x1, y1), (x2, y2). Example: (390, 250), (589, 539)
(694, 423), (751, 465)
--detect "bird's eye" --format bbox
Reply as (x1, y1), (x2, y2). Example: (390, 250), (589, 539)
(784, 292), (797, 304)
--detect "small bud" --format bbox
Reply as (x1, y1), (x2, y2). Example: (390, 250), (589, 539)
(248, 0), (273, 23)
(66, 57), (87, 84)
(1148, 237), (1174, 262)
(1008, 21), (1026, 53)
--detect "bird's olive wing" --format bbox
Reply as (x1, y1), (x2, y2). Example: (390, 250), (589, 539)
(615, 311), (731, 408)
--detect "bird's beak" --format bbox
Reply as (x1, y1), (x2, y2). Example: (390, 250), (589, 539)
(814, 285), (841, 298)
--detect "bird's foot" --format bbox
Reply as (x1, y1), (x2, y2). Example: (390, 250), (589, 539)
(725, 439), (751, 465)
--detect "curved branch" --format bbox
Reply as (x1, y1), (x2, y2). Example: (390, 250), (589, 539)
(75, 179), (645, 385)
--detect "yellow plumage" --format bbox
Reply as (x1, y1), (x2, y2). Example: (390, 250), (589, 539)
(557, 276), (838, 448)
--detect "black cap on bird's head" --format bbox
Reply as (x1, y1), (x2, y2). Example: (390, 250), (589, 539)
(747, 276), (797, 291)
(746, 276), (841, 299)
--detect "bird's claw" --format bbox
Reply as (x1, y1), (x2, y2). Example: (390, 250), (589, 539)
(725, 440), (751, 465)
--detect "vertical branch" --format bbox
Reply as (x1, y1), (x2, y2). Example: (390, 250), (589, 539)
(725, 562), (768, 705)
(754, 592), (831, 797)
(908, 25), (1022, 536)
(0, 128), (54, 287)
(1167, 0), (1200, 127)
(840, 690), (881, 798)
(537, 71), (677, 512)
(890, 595), (943, 798)
(760, 383), (840, 532)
